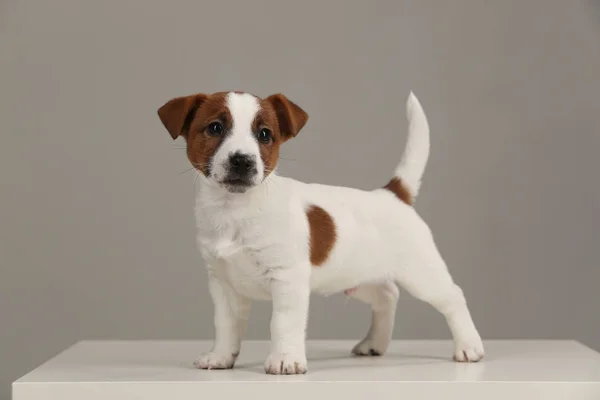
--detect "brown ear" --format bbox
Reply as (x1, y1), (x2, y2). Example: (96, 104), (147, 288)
(266, 94), (308, 141)
(157, 93), (207, 139)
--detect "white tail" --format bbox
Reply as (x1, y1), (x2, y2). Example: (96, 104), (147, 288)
(393, 91), (430, 200)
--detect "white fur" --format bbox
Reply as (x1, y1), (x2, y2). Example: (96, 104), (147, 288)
(192, 92), (484, 374)
(209, 93), (265, 186)
(394, 91), (430, 197)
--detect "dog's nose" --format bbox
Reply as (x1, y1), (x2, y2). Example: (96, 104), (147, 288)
(229, 153), (255, 173)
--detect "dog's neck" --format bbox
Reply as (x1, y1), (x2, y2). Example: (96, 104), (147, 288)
(194, 172), (283, 223)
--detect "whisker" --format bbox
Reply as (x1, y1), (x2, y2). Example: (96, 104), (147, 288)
(180, 162), (208, 175)
(263, 171), (282, 192)
(180, 166), (197, 175)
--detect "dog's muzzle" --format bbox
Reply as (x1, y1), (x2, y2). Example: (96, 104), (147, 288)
(222, 152), (257, 192)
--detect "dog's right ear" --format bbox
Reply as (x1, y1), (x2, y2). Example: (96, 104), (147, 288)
(157, 93), (207, 140)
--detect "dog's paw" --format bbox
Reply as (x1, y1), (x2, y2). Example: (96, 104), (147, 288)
(264, 352), (307, 375)
(351, 338), (387, 357)
(193, 351), (237, 370)
(452, 338), (485, 362)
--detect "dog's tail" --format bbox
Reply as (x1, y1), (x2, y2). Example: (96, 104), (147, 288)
(385, 92), (430, 205)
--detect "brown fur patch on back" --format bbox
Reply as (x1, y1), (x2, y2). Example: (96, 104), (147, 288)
(384, 177), (413, 205)
(306, 205), (336, 266)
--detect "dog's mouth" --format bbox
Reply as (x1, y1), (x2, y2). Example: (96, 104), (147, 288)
(221, 178), (254, 193)
(223, 178), (251, 186)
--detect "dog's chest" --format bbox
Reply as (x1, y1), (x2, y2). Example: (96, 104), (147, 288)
(221, 252), (272, 300)
(197, 217), (274, 300)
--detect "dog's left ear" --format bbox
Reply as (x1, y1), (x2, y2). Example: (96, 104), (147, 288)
(265, 94), (308, 141)
(158, 93), (207, 140)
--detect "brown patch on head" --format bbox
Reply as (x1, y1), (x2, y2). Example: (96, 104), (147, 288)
(254, 94), (309, 177)
(158, 91), (308, 179)
(384, 177), (413, 205)
(185, 93), (232, 176)
(306, 205), (336, 266)
(158, 92), (232, 176)
(252, 104), (281, 176)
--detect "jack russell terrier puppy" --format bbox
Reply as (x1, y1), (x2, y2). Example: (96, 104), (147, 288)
(157, 90), (484, 375)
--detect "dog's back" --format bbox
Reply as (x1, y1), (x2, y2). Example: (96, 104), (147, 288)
(283, 93), (433, 294)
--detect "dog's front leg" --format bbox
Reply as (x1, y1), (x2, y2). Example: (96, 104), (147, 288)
(194, 270), (251, 370)
(264, 267), (310, 375)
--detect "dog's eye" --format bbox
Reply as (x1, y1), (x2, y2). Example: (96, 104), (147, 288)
(207, 122), (224, 136)
(257, 128), (272, 143)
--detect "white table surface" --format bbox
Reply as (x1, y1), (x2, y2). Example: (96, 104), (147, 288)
(13, 340), (600, 399)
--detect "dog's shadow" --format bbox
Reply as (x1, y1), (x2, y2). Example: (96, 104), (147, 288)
(230, 350), (487, 382)
(233, 349), (450, 373)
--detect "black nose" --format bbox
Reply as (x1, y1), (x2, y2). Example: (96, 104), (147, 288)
(229, 153), (255, 174)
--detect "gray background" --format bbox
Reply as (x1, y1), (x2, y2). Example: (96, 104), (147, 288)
(1, 0), (599, 398)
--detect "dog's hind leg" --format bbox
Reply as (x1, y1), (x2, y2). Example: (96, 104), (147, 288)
(346, 281), (399, 356)
(395, 252), (484, 362)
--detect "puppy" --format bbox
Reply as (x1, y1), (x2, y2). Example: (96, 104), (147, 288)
(157, 91), (484, 375)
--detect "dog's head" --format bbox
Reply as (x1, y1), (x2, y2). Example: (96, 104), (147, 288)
(158, 91), (308, 193)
